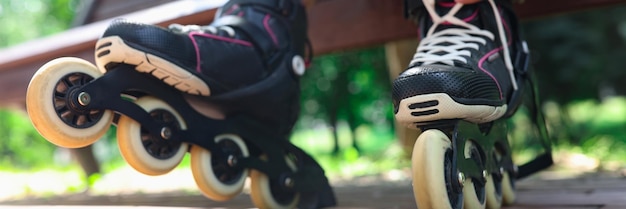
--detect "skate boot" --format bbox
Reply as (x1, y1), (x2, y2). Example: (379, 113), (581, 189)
(95, 0), (309, 97)
(392, 1), (548, 209)
(93, 0), (310, 137)
(394, 0), (530, 126)
(26, 0), (336, 208)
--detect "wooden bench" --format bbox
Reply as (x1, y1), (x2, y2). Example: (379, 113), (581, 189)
(1, 0), (626, 107)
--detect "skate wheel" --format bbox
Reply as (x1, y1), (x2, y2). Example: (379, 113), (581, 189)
(117, 96), (188, 175)
(190, 134), (249, 201)
(463, 180), (487, 209)
(411, 129), (463, 209)
(485, 175), (502, 209)
(249, 156), (299, 209)
(26, 57), (113, 148)
(462, 140), (486, 209)
(501, 172), (516, 205)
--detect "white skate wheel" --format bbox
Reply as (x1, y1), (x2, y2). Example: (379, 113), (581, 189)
(463, 140), (487, 209)
(292, 55), (306, 76)
(26, 57), (113, 148)
(249, 155), (299, 209)
(412, 131), (487, 209)
(411, 129), (463, 209)
(190, 134), (249, 201)
(501, 172), (516, 205)
(117, 96), (188, 176)
(485, 175), (502, 209)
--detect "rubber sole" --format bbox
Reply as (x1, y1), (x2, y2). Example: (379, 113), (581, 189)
(395, 93), (507, 127)
(95, 36), (211, 96)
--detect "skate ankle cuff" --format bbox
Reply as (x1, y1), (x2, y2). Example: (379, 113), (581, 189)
(211, 16), (277, 58)
(224, 0), (300, 16)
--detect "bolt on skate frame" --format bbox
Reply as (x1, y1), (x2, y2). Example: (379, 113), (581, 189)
(26, 57), (336, 209)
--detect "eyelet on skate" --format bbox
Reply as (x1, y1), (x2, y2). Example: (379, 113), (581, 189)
(292, 55), (305, 76)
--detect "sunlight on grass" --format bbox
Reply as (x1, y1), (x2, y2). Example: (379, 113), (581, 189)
(0, 168), (85, 200)
(290, 123), (409, 179)
(559, 97), (626, 164)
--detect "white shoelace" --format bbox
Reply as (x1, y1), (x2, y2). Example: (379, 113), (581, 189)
(411, 0), (518, 90)
(169, 24), (236, 37)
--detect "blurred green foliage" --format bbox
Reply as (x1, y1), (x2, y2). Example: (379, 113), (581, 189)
(0, 0), (78, 47)
(0, 109), (55, 169)
(297, 47), (395, 154)
(524, 6), (626, 104)
(0, 0), (79, 170)
(520, 5), (626, 164)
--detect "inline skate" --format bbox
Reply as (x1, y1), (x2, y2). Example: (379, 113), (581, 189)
(26, 0), (336, 208)
(394, 0), (552, 208)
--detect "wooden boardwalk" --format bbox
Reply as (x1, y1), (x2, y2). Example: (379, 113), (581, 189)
(1, 169), (625, 209)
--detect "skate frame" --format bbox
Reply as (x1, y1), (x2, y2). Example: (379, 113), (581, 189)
(65, 64), (335, 207)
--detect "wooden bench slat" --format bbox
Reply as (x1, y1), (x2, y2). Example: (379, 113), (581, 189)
(1, 0), (625, 105)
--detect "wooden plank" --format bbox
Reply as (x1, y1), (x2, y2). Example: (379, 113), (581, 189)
(309, 0), (626, 54)
(515, 0), (626, 20)
(308, 0), (417, 55)
(0, 0), (222, 71)
(1, 0), (626, 106)
(89, 0), (176, 23)
(3, 170), (626, 208)
(0, 1), (222, 105)
(5, 0), (625, 72)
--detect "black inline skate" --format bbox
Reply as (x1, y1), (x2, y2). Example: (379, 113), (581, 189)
(394, 0), (552, 208)
(26, 0), (336, 208)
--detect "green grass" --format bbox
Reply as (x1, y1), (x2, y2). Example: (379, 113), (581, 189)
(290, 123), (409, 178)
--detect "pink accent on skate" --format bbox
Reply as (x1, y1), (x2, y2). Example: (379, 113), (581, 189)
(478, 47), (504, 99)
(437, 2), (456, 7)
(442, 8), (478, 25)
(499, 6), (513, 45)
(189, 32), (253, 73)
(264, 14), (279, 46)
(475, 6), (514, 100)
(223, 4), (239, 15)
(476, 5), (513, 99)
(464, 9), (479, 23)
